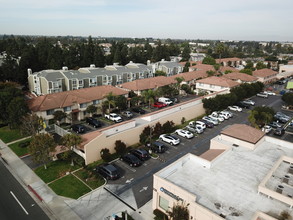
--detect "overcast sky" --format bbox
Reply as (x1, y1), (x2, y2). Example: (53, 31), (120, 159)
(1, 0), (293, 41)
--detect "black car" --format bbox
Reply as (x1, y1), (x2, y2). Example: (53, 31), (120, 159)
(121, 154), (142, 167)
(200, 119), (214, 128)
(236, 101), (250, 109)
(147, 141), (167, 154)
(86, 117), (102, 128)
(274, 127), (285, 136)
(96, 163), (120, 180)
(131, 107), (146, 114)
(71, 124), (86, 133)
(130, 148), (150, 161)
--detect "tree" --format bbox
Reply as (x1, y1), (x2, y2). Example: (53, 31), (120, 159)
(61, 133), (83, 166)
(86, 104), (98, 116)
(215, 43), (225, 61)
(167, 201), (189, 220)
(141, 90), (155, 109)
(114, 95), (127, 111)
(181, 45), (190, 62)
(206, 70), (216, 77)
(100, 148), (112, 162)
(153, 122), (163, 138)
(53, 110), (67, 125)
(103, 92), (116, 113)
(202, 56), (216, 65)
(114, 140), (127, 155)
(240, 69), (252, 75)
(282, 93), (293, 106)
(7, 96), (29, 129)
(28, 133), (56, 169)
(21, 113), (43, 136)
(248, 106), (274, 128)
(183, 62), (190, 72)
(140, 126), (151, 144)
(255, 62), (266, 70)
(162, 121), (175, 134)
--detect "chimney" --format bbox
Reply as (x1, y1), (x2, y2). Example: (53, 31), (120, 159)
(27, 68), (32, 76)
(276, 185), (284, 194)
(283, 175), (290, 184)
(90, 64), (95, 68)
(147, 60), (151, 65)
(288, 166), (293, 174)
(62, 66), (68, 71)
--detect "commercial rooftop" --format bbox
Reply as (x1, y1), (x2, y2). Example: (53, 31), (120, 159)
(157, 139), (293, 220)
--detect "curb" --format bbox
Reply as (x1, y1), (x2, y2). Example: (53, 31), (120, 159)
(28, 184), (43, 202)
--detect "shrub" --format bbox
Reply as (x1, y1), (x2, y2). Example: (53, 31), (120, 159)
(153, 209), (168, 220)
(114, 140), (127, 155)
(18, 140), (31, 148)
(100, 148), (112, 162)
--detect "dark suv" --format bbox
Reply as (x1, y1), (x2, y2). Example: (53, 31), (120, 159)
(131, 107), (146, 114)
(96, 163), (120, 180)
(130, 148), (150, 161)
(147, 141), (166, 153)
(121, 153), (142, 167)
(86, 117), (102, 128)
(71, 124), (86, 133)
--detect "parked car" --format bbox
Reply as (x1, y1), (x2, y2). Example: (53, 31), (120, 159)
(236, 101), (251, 109)
(71, 124), (86, 133)
(153, 102), (167, 108)
(274, 115), (290, 123)
(202, 116), (219, 125)
(263, 91), (276, 96)
(96, 163), (120, 180)
(242, 99), (255, 106)
(122, 111), (133, 118)
(147, 141), (166, 153)
(189, 121), (206, 130)
(256, 93), (268, 98)
(228, 106), (242, 112)
(209, 114), (224, 122)
(268, 121), (282, 128)
(217, 112), (229, 120)
(159, 134), (180, 145)
(86, 117), (102, 128)
(261, 125), (272, 134)
(274, 127), (285, 136)
(199, 119), (214, 128)
(129, 148), (150, 161)
(104, 113), (123, 123)
(221, 111), (233, 118)
(175, 129), (194, 139)
(169, 97), (179, 103)
(158, 97), (173, 105)
(131, 107), (146, 114)
(121, 153), (142, 167)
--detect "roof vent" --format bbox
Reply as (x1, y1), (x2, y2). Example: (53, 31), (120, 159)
(232, 144), (239, 147)
(276, 185), (284, 194)
(62, 66), (68, 71)
(283, 175), (290, 184)
(90, 64), (95, 68)
(288, 166), (293, 174)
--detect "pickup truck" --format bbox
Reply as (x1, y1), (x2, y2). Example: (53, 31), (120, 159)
(104, 113), (123, 123)
(256, 93), (268, 98)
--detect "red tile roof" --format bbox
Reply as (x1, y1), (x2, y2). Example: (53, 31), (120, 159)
(221, 124), (265, 144)
(222, 72), (258, 82)
(169, 70), (208, 82)
(28, 85), (128, 112)
(252, 68), (278, 78)
(196, 76), (240, 88)
(216, 57), (241, 63)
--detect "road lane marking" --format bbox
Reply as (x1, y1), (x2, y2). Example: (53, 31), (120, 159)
(10, 191), (29, 215)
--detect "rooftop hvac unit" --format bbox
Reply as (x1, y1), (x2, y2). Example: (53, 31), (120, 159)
(90, 64), (95, 68)
(283, 175), (290, 184)
(62, 66), (68, 71)
(288, 166), (293, 174)
(276, 185), (284, 194)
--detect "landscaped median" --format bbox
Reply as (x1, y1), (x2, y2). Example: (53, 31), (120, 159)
(34, 160), (106, 199)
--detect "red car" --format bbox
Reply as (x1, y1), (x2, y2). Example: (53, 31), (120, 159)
(153, 102), (167, 108)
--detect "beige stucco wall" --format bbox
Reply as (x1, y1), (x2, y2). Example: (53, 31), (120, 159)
(83, 98), (206, 164)
(40, 77), (49, 94)
(153, 174), (225, 220)
(220, 134), (265, 150)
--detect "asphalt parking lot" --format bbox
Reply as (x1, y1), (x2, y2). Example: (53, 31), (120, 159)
(101, 93), (293, 209)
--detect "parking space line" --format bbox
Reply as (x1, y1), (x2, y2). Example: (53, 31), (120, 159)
(115, 160), (136, 172)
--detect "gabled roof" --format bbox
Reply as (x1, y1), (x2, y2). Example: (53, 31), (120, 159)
(222, 72), (258, 82)
(221, 124), (265, 144)
(189, 62), (215, 72)
(196, 76), (240, 88)
(219, 66), (239, 73)
(216, 57), (241, 63)
(118, 76), (175, 91)
(253, 68), (278, 78)
(28, 85), (128, 112)
(169, 70), (208, 82)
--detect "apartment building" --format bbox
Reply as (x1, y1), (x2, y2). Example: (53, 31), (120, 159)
(252, 68), (278, 84)
(153, 124), (293, 220)
(27, 62), (153, 95)
(151, 59), (184, 76)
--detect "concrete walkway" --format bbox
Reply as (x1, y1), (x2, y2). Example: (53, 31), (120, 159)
(0, 139), (155, 220)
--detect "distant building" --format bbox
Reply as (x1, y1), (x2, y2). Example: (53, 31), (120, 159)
(153, 124), (293, 220)
(151, 59), (184, 76)
(252, 68), (278, 84)
(27, 62), (153, 95)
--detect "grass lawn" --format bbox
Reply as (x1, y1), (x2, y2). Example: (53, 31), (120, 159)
(34, 160), (81, 183)
(49, 174), (91, 199)
(8, 138), (31, 157)
(74, 169), (105, 189)
(0, 126), (27, 143)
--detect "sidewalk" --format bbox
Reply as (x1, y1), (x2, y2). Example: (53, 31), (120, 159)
(0, 139), (81, 220)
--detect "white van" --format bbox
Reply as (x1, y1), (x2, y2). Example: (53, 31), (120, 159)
(158, 97), (173, 105)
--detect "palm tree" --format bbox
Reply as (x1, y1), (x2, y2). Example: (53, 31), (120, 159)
(61, 133), (83, 166)
(141, 90), (155, 109)
(103, 92), (116, 113)
(167, 201), (189, 220)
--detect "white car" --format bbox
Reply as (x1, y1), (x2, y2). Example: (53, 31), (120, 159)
(195, 121), (206, 129)
(228, 106), (242, 112)
(175, 129), (194, 139)
(209, 114), (224, 122)
(261, 125), (272, 134)
(202, 116), (219, 125)
(211, 112), (228, 120)
(242, 99), (255, 106)
(159, 134), (180, 145)
(218, 112), (229, 120)
(221, 111), (233, 118)
(263, 91), (276, 96)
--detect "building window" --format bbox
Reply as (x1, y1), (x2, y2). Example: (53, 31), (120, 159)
(159, 196), (169, 211)
(79, 80), (83, 85)
(46, 109), (54, 115)
(63, 106), (71, 112)
(93, 100), (100, 105)
(80, 103), (87, 108)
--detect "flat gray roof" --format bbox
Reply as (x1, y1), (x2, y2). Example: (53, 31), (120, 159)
(157, 139), (293, 220)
